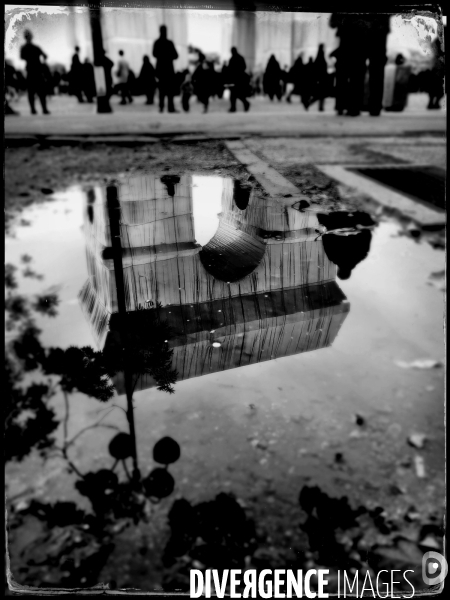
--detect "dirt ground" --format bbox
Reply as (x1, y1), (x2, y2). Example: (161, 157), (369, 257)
(4, 141), (248, 229)
(6, 140), (444, 251)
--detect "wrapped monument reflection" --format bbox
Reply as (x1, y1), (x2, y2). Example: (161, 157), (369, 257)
(79, 173), (349, 393)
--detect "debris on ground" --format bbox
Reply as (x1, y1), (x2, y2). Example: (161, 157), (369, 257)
(354, 414), (365, 427)
(405, 507), (420, 522)
(414, 456), (426, 479)
(419, 535), (441, 550)
(407, 433), (427, 449)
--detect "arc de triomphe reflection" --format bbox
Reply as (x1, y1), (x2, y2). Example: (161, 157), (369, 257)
(80, 173), (350, 393)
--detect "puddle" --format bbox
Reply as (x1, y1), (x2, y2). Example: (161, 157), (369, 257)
(5, 172), (445, 591)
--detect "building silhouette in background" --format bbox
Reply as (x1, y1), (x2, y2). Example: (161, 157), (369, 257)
(231, 10), (338, 73)
(67, 5), (189, 75)
(80, 173), (350, 394)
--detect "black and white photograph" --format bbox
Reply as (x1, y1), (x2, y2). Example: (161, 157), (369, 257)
(4, 0), (446, 595)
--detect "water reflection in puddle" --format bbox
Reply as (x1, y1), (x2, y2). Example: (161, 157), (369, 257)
(192, 175), (223, 246)
(5, 172), (445, 591)
(78, 173), (349, 391)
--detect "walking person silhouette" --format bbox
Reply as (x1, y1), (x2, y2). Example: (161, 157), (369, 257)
(116, 50), (133, 105)
(139, 55), (157, 105)
(69, 46), (84, 103)
(153, 25), (179, 113)
(20, 29), (50, 114)
(227, 47), (250, 112)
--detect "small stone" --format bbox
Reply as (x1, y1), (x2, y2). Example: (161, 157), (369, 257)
(407, 433), (427, 449)
(414, 455), (426, 478)
(419, 535), (440, 550)
(399, 456), (413, 468)
(354, 414), (365, 426)
(192, 560), (205, 569)
(388, 484), (405, 496)
(405, 508), (420, 522)
(335, 452), (344, 464)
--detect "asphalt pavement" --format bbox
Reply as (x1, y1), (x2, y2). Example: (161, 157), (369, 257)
(5, 92), (446, 141)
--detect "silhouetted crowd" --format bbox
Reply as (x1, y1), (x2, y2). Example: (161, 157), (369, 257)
(5, 20), (446, 117)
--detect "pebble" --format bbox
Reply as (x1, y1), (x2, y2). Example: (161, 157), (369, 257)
(354, 414), (365, 426)
(405, 508), (420, 522)
(349, 429), (363, 439)
(407, 433), (427, 449)
(414, 455), (426, 478)
(420, 535), (440, 550)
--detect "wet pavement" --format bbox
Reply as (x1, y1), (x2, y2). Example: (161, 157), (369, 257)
(5, 171), (445, 592)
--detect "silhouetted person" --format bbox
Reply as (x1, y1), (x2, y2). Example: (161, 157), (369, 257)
(20, 29), (49, 114)
(427, 36), (445, 109)
(227, 47), (250, 112)
(153, 25), (179, 113)
(41, 56), (54, 96)
(101, 51), (114, 99)
(139, 55), (156, 105)
(286, 54), (304, 103)
(329, 45), (346, 115)
(116, 50), (133, 105)
(365, 16), (391, 116)
(69, 46), (84, 103)
(82, 58), (96, 103)
(263, 54), (282, 101)
(192, 58), (215, 113)
(180, 70), (193, 112)
(52, 68), (62, 95)
(384, 54), (411, 112)
(330, 13), (390, 116)
(313, 44), (328, 111)
(213, 67), (225, 99)
(281, 65), (289, 95)
(301, 58), (315, 110)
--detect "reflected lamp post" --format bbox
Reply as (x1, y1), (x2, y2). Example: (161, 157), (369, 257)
(89, 2), (112, 114)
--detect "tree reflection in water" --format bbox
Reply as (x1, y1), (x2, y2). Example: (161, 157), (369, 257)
(5, 256), (181, 589)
